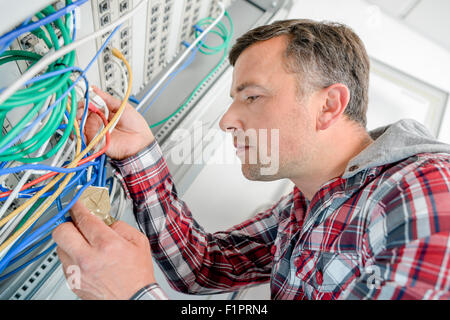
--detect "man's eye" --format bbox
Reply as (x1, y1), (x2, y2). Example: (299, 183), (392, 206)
(246, 96), (259, 103)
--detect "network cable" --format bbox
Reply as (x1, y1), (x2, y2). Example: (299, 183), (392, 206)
(135, 2), (226, 113)
(0, 1), (134, 275)
(148, 10), (234, 129)
(139, 40), (201, 115)
(0, 0), (148, 105)
(0, 46), (131, 259)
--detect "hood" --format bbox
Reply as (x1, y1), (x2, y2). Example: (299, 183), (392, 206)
(342, 119), (450, 179)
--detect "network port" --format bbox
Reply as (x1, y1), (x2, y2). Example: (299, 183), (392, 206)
(120, 28), (129, 39)
(105, 63), (112, 72)
(100, 13), (111, 26)
(99, 0), (109, 14)
(120, 0), (129, 13)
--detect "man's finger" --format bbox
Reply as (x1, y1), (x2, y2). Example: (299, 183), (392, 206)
(56, 246), (76, 271)
(110, 221), (147, 246)
(92, 86), (122, 113)
(83, 112), (104, 143)
(52, 221), (91, 257)
(76, 106), (86, 122)
(70, 200), (117, 246)
(77, 99), (86, 109)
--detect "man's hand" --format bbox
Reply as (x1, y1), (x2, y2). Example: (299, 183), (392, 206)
(52, 201), (156, 300)
(79, 86), (154, 160)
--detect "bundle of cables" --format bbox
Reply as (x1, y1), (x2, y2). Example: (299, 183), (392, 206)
(0, 0), (232, 287)
(0, 0), (132, 282)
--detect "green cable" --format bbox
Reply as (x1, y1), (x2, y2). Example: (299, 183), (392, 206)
(0, 99), (47, 149)
(150, 11), (234, 128)
(31, 28), (53, 49)
(0, 3), (77, 163)
(0, 50), (42, 60)
(1, 12), (75, 107)
(1, 0), (80, 257)
(0, 87), (72, 162)
(0, 111), (5, 138)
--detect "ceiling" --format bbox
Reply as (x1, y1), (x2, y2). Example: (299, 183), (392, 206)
(366, 0), (450, 52)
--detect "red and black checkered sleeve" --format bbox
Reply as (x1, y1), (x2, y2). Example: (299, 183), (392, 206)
(111, 140), (285, 295)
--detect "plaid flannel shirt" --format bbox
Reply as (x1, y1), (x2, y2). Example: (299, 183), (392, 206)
(113, 140), (450, 300)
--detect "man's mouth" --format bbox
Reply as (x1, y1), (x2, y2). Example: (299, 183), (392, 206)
(235, 144), (251, 156)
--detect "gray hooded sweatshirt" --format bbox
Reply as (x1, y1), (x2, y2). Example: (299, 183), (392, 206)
(343, 118), (450, 179)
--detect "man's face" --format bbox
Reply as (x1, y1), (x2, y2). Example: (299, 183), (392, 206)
(219, 35), (320, 182)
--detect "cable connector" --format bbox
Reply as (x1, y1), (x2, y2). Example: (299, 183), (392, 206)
(77, 185), (115, 226)
(193, 24), (204, 33)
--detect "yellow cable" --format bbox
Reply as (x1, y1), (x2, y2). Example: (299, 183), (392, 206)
(0, 48), (132, 252)
(0, 102), (81, 254)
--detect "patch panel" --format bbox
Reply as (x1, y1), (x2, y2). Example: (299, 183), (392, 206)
(175, 0), (212, 53)
(143, 0), (167, 84)
(90, 0), (134, 97)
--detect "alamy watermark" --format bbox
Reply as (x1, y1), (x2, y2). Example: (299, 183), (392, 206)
(65, 265), (81, 291)
(365, 265), (382, 290)
(165, 121), (280, 176)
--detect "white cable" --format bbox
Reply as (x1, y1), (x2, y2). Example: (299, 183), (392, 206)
(0, 95), (54, 221)
(135, 2), (226, 112)
(0, 99), (55, 250)
(114, 178), (126, 221)
(0, 0), (148, 105)
(52, 138), (76, 167)
(87, 166), (93, 182)
(116, 185), (126, 220)
(112, 58), (127, 97)
(110, 175), (118, 200)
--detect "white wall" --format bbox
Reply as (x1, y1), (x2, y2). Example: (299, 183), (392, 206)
(287, 0), (450, 143)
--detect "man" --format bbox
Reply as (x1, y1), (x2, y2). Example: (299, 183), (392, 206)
(52, 19), (450, 300)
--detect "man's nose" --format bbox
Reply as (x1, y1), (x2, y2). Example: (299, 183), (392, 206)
(219, 102), (244, 133)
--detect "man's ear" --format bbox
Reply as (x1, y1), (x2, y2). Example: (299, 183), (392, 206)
(316, 83), (350, 131)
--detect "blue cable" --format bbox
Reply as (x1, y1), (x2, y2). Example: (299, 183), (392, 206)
(0, 161), (98, 176)
(0, 171), (84, 265)
(97, 154), (106, 187)
(0, 0), (88, 47)
(23, 65), (84, 86)
(105, 177), (113, 194)
(0, 162), (94, 201)
(9, 234), (53, 266)
(17, 64), (91, 153)
(128, 40), (194, 104)
(0, 243), (57, 282)
(101, 158), (108, 187)
(2, 185), (71, 271)
(0, 17), (32, 56)
(0, 172), (96, 276)
(9, 174), (95, 260)
(71, 8), (77, 42)
(0, 24), (121, 155)
(0, 3), (117, 279)
(140, 42), (200, 115)
(56, 197), (63, 212)
(128, 95), (140, 105)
